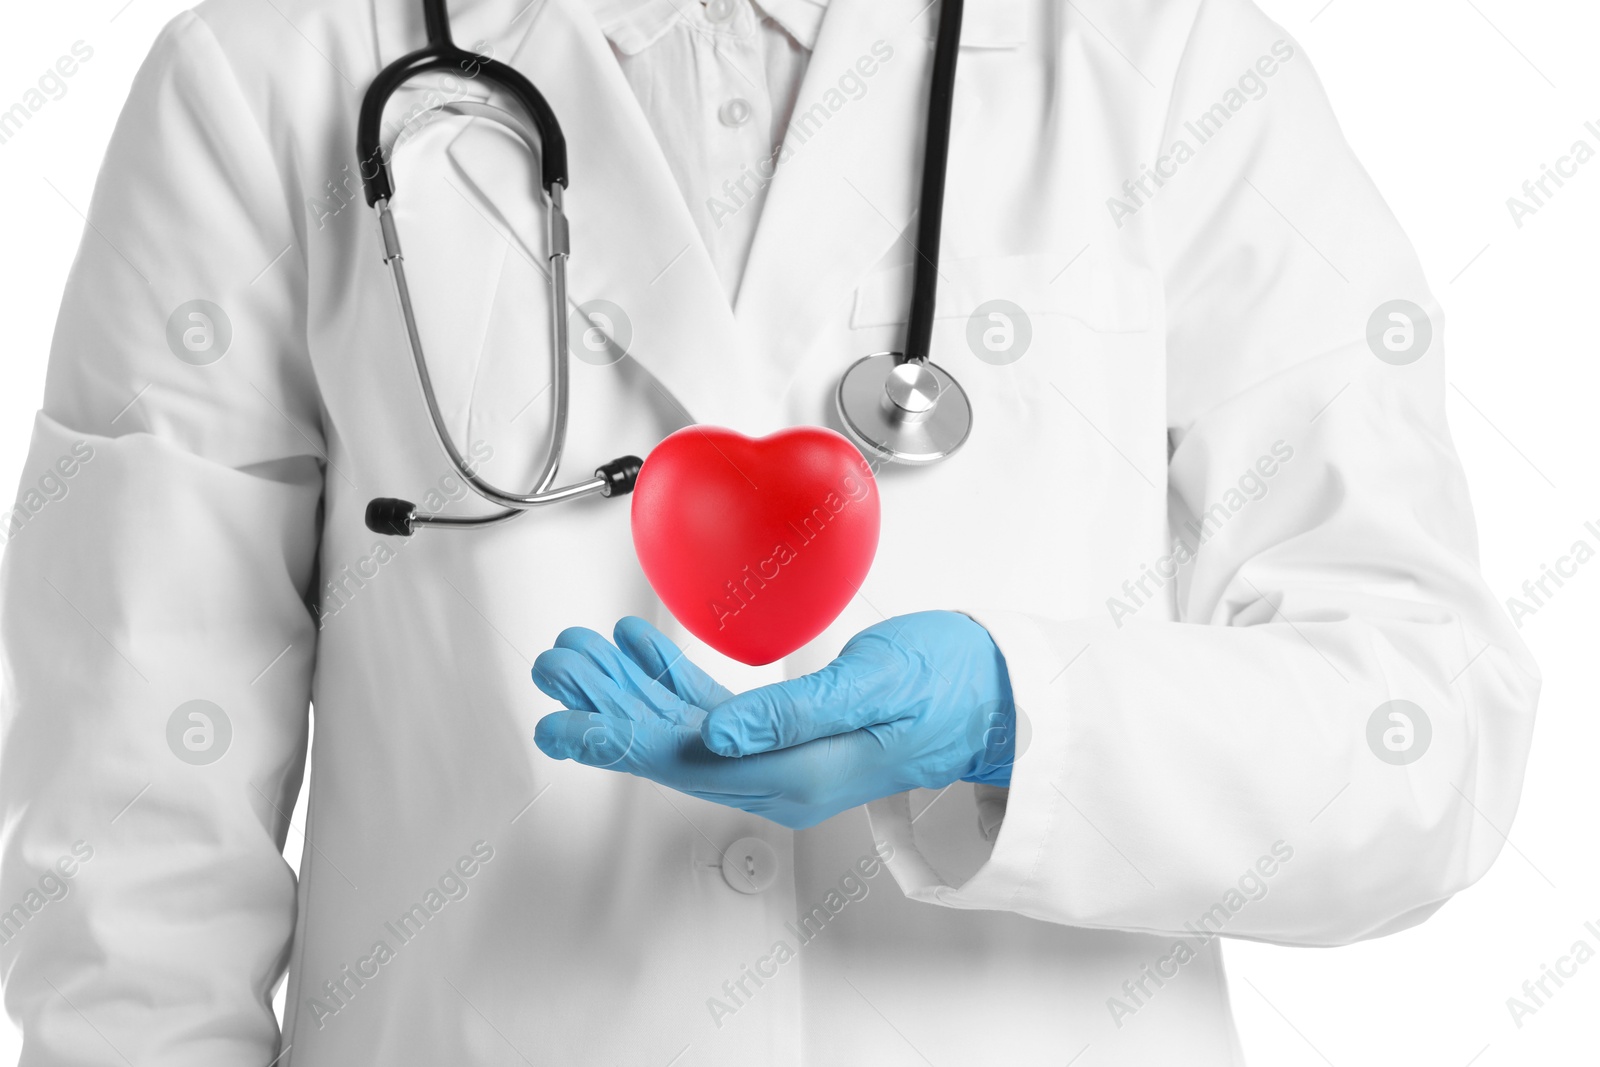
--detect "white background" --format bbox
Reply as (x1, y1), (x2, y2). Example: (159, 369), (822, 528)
(1, 1), (1596, 1064)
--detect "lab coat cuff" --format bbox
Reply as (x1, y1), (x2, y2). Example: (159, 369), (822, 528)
(867, 609), (1092, 914)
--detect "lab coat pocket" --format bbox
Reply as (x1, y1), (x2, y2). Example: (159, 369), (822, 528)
(845, 248), (1167, 516)
(849, 249), (1158, 335)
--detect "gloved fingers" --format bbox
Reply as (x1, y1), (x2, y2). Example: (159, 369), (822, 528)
(699, 650), (899, 757)
(533, 627), (698, 724)
(533, 648), (652, 720)
(535, 709), (832, 806)
(613, 616), (735, 710)
(554, 626), (687, 711)
(534, 709), (665, 772)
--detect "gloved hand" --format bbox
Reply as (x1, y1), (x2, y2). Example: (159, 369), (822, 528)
(531, 611), (1017, 830)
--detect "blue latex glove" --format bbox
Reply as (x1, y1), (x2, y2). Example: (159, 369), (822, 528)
(531, 611), (1017, 830)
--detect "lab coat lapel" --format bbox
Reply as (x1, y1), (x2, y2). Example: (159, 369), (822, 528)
(423, 0), (776, 434)
(733, 0), (1019, 381)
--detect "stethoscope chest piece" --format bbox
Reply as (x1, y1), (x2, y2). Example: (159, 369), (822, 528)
(836, 352), (972, 465)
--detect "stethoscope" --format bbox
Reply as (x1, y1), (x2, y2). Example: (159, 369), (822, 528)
(359, 0), (970, 537)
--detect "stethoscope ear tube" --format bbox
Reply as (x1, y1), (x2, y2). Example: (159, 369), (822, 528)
(365, 194), (639, 533)
(359, 4), (633, 536)
(363, 455), (641, 537)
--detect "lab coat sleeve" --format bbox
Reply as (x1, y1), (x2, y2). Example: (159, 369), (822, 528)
(0, 12), (319, 1064)
(867, 0), (1540, 946)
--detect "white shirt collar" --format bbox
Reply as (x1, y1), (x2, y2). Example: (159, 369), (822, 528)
(756, 0), (828, 48)
(587, 0), (829, 55)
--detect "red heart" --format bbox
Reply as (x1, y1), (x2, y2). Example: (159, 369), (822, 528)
(631, 426), (881, 666)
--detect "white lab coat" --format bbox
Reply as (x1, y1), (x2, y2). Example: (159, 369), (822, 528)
(0, 0), (1539, 1063)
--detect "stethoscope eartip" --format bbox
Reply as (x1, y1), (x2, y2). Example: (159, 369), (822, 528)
(366, 497), (418, 537)
(596, 456), (645, 498)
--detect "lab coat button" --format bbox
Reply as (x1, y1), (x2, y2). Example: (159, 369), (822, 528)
(705, 0), (737, 23)
(721, 837), (777, 894)
(719, 98), (753, 128)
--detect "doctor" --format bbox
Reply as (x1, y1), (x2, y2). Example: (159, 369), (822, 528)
(0, 0), (1538, 1064)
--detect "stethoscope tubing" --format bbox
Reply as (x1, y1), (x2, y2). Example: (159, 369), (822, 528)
(358, 0), (567, 205)
(359, 14), (640, 535)
(901, 0), (963, 367)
